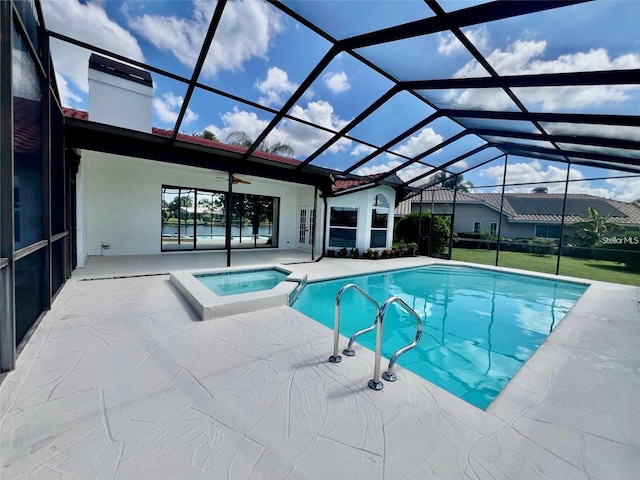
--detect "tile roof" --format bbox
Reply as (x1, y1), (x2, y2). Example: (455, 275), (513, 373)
(396, 189), (640, 226)
(62, 108), (302, 167)
(15, 97), (43, 154)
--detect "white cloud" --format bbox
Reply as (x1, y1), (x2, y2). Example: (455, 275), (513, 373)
(398, 163), (434, 184)
(439, 27), (489, 56)
(602, 177), (640, 203)
(354, 158), (433, 185)
(204, 107), (270, 144)
(438, 32), (464, 56)
(153, 92), (198, 126)
(289, 100), (350, 131)
(256, 67), (298, 107)
(479, 160), (580, 192)
(204, 100), (352, 157)
(355, 159), (403, 177)
(44, 0), (145, 103)
(544, 123), (640, 142)
(323, 71), (350, 94)
(391, 128), (443, 158)
(477, 160), (640, 202)
(128, 0), (284, 78)
(450, 160), (469, 171)
(288, 100), (352, 154)
(55, 74), (83, 107)
(350, 144), (376, 157)
(353, 129), (444, 182)
(451, 38), (640, 111)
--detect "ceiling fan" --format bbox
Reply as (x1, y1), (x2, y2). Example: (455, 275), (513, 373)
(231, 175), (251, 185)
(216, 174), (251, 185)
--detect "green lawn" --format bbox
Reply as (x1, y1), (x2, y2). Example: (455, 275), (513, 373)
(451, 248), (640, 286)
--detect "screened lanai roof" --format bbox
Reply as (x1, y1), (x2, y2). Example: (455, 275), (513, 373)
(42, 0), (640, 196)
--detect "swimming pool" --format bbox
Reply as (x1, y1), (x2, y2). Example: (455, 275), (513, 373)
(292, 265), (588, 409)
(170, 264), (306, 320)
(196, 268), (289, 296)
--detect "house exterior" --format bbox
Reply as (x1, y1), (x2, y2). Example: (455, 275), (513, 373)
(395, 188), (640, 240)
(69, 55), (399, 266)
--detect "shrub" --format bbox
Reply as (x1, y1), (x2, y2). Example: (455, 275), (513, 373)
(394, 212), (450, 255)
(527, 237), (557, 256)
(595, 231), (640, 271)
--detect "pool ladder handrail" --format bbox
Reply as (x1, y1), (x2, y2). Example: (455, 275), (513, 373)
(329, 285), (423, 391)
(329, 283), (380, 363)
(368, 296), (423, 391)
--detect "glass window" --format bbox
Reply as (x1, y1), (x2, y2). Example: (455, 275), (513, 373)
(329, 207), (358, 248)
(370, 193), (389, 249)
(195, 190), (227, 250)
(370, 230), (386, 248)
(51, 104), (65, 235)
(371, 211), (388, 229)
(329, 228), (357, 249)
(535, 225), (561, 238)
(330, 207), (358, 227)
(162, 186), (279, 251)
(473, 222), (481, 233)
(14, 0), (40, 53)
(13, 26), (43, 250)
(490, 222), (498, 236)
(15, 248), (45, 345)
(231, 194), (279, 249)
(161, 187), (196, 251)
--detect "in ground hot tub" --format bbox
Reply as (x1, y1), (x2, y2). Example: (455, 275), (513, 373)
(170, 264), (306, 320)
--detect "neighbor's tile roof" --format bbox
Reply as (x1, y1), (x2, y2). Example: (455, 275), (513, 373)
(396, 190), (640, 226)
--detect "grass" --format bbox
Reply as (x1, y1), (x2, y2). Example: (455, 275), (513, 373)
(451, 248), (640, 286)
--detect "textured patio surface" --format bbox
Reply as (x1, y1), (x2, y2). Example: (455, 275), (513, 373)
(1, 255), (638, 479)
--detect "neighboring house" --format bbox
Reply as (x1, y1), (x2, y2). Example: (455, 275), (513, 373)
(395, 188), (640, 240)
(67, 55), (398, 264)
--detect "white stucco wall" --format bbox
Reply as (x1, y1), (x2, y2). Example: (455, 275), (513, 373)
(77, 151), (315, 261)
(324, 186), (396, 253)
(88, 69), (153, 133)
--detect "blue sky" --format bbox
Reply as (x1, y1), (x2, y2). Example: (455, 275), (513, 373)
(42, 0), (640, 202)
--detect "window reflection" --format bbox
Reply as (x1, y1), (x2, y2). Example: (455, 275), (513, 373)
(161, 186), (279, 251)
(13, 27), (43, 250)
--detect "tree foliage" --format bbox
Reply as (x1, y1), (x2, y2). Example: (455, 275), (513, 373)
(225, 131), (295, 156)
(394, 212), (450, 254)
(571, 206), (622, 247)
(193, 129), (218, 141)
(433, 171), (473, 192)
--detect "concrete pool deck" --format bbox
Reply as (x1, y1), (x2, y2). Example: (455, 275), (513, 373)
(1, 254), (638, 479)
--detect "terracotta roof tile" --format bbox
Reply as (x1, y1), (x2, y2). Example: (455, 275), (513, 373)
(63, 108), (302, 167)
(15, 97), (42, 154)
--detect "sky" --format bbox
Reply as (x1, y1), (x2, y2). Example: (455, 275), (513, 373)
(41, 0), (640, 202)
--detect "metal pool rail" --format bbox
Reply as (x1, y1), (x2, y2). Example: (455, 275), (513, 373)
(329, 284), (423, 390)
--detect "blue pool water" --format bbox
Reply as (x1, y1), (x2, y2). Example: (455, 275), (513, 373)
(196, 268), (289, 296)
(292, 265), (588, 409)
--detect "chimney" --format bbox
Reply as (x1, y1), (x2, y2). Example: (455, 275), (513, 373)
(88, 54), (153, 133)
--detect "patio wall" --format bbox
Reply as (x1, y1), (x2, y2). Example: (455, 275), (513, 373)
(78, 152), (316, 262)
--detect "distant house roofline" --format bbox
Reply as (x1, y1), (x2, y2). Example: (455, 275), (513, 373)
(397, 188), (640, 226)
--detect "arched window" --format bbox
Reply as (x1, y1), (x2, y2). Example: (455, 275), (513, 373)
(370, 194), (389, 248)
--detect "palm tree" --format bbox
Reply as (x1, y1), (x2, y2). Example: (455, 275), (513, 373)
(572, 206), (622, 246)
(433, 171), (473, 192)
(193, 129), (217, 141)
(225, 131), (294, 157)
